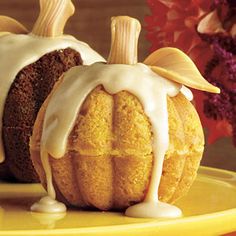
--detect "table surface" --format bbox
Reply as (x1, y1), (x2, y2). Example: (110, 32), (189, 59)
(0, 0), (236, 172)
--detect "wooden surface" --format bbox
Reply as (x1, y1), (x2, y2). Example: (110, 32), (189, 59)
(0, 0), (236, 171)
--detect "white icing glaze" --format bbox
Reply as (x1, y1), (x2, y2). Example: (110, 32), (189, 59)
(30, 196), (66, 213)
(0, 33), (105, 163)
(181, 86), (193, 101)
(125, 201), (182, 218)
(39, 62), (184, 218)
(31, 147), (66, 213)
(30, 142), (66, 213)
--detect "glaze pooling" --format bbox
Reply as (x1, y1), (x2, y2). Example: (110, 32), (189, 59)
(38, 62), (185, 217)
(0, 33), (104, 163)
(30, 196), (66, 213)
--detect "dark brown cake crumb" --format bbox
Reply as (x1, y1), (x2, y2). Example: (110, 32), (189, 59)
(1, 48), (82, 182)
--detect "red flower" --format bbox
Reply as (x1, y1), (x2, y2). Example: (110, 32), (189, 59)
(145, 0), (236, 145)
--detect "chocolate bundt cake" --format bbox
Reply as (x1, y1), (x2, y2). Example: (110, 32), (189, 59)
(3, 49), (82, 182)
(0, 0), (104, 182)
(30, 16), (220, 217)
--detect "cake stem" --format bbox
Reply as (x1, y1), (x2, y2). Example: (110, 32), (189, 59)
(32, 0), (75, 37)
(107, 16), (141, 65)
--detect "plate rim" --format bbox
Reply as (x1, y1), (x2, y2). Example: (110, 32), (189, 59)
(1, 166), (236, 235)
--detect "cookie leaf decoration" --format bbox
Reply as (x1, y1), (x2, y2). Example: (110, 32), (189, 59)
(0, 15), (28, 35)
(144, 47), (220, 94)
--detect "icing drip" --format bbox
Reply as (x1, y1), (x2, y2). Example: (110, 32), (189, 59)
(38, 62), (184, 217)
(181, 86), (193, 101)
(30, 195), (66, 213)
(0, 33), (105, 163)
(31, 148), (66, 213)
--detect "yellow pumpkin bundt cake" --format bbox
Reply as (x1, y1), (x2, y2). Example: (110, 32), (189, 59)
(30, 16), (220, 217)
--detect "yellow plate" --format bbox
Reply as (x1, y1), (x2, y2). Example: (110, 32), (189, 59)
(0, 166), (236, 236)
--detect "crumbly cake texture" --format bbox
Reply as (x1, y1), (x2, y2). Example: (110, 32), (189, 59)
(3, 48), (82, 182)
(31, 85), (204, 210)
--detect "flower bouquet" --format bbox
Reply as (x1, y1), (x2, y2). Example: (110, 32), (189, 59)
(146, 0), (236, 146)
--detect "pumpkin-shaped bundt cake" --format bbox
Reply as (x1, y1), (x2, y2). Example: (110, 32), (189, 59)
(30, 16), (220, 217)
(0, 0), (104, 182)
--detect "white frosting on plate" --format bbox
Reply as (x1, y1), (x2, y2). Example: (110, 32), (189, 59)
(30, 196), (66, 213)
(0, 33), (105, 163)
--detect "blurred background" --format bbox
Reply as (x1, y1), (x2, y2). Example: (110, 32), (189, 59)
(1, 0), (236, 171)
(0, 0), (150, 59)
